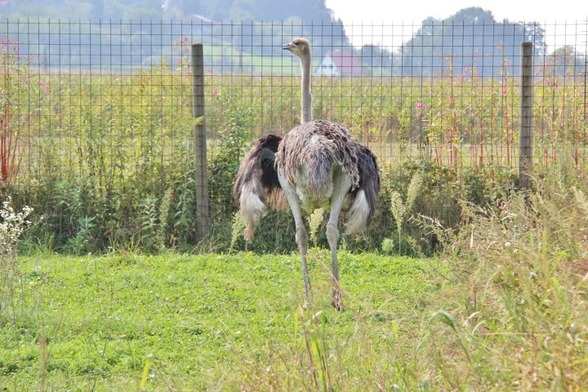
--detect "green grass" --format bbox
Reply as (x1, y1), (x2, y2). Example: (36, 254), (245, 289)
(0, 251), (443, 390)
(2, 165), (588, 391)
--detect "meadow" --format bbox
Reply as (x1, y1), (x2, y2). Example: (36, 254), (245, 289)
(1, 35), (587, 391)
(1, 251), (442, 390)
(1, 164), (587, 391)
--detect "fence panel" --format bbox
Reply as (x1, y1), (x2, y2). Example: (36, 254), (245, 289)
(1, 19), (587, 188)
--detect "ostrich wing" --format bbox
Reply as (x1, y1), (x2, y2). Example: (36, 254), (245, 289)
(233, 134), (288, 240)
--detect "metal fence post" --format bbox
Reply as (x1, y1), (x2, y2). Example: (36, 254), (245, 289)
(191, 43), (209, 239)
(519, 42), (533, 190)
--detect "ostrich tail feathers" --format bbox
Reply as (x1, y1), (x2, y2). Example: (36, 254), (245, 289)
(239, 186), (267, 241)
(345, 189), (370, 235)
(345, 145), (380, 235)
(233, 134), (284, 240)
(357, 145), (380, 221)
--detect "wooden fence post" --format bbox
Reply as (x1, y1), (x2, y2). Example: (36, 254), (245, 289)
(519, 42), (533, 190)
(191, 43), (209, 239)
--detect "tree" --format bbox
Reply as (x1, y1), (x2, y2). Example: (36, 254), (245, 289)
(51, 0), (341, 25)
(229, 0), (334, 22)
(361, 44), (393, 70)
(544, 45), (587, 76)
(399, 7), (547, 77)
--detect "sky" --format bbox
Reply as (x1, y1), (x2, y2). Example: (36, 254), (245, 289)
(324, 0), (588, 51)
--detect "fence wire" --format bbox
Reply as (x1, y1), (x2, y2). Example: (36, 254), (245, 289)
(1, 19), (587, 189)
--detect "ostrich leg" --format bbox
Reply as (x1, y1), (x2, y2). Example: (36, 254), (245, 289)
(280, 179), (312, 307)
(297, 226), (311, 307)
(326, 170), (352, 311)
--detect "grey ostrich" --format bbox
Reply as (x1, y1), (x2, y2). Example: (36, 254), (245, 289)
(233, 37), (380, 311)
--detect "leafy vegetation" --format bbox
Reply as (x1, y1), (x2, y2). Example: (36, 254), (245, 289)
(420, 164), (588, 390)
(0, 163), (586, 390)
(3, 30), (585, 254)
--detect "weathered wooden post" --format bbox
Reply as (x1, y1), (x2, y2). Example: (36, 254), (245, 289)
(519, 42), (533, 190)
(191, 43), (209, 239)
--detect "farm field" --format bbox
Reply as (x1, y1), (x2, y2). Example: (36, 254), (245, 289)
(1, 251), (445, 391)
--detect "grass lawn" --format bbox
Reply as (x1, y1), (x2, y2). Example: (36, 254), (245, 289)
(0, 251), (445, 391)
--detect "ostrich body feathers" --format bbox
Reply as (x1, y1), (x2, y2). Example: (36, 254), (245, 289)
(275, 119), (379, 233)
(276, 120), (360, 200)
(233, 121), (380, 239)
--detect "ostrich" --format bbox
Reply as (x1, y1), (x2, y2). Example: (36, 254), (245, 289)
(233, 37), (380, 311)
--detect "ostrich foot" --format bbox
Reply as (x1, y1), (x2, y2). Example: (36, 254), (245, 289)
(331, 289), (344, 311)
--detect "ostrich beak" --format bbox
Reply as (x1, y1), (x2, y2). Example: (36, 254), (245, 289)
(283, 42), (293, 51)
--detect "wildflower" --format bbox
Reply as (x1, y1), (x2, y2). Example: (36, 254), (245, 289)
(39, 80), (49, 92)
(0, 197), (33, 257)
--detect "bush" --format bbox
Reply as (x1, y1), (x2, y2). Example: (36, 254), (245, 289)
(375, 160), (516, 256)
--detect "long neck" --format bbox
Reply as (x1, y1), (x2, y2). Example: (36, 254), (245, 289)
(300, 52), (312, 123)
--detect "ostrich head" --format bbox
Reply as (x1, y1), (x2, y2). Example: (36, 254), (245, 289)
(283, 37), (311, 59)
(283, 37), (313, 123)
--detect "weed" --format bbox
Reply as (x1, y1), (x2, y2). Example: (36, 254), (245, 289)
(418, 164), (588, 389)
(0, 196), (32, 314)
(308, 208), (325, 248)
(229, 213), (247, 252)
(64, 216), (96, 255)
(138, 196), (162, 253)
(386, 171), (424, 254)
(0, 39), (41, 186)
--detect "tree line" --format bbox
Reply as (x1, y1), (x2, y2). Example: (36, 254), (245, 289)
(1, 2), (585, 76)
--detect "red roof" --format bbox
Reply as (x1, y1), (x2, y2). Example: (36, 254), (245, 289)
(324, 50), (364, 76)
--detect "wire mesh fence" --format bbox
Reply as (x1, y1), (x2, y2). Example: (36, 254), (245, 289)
(1, 19), (587, 188)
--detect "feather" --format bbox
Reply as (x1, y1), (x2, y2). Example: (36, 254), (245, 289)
(276, 120), (361, 197)
(232, 134), (287, 240)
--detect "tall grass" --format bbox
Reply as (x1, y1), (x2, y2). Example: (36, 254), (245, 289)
(228, 163), (588, 391)
(2, 35), (586, 253)
(414, 163), (588, 389)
